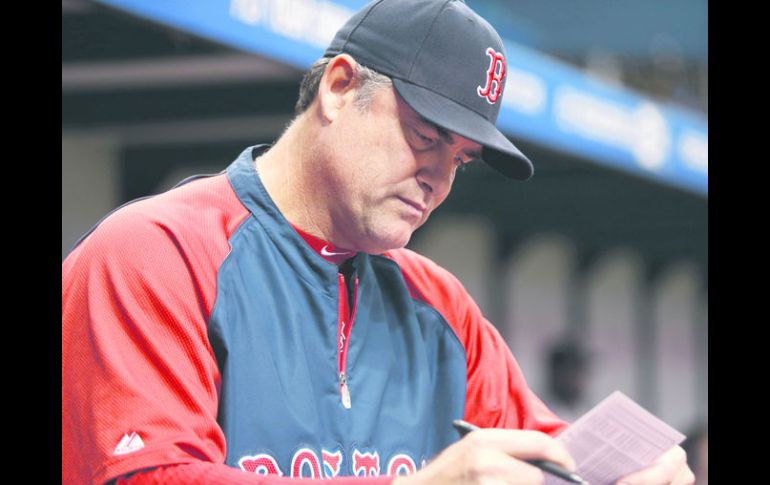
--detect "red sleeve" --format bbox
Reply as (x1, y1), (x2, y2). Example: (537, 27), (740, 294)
(62, 176), (248, 485)
(385, 249), (569, 437)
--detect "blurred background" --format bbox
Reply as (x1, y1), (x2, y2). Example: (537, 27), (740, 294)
(62, 0), (707, 479)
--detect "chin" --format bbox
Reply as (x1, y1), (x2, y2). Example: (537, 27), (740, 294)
(362, 229), (413, 254)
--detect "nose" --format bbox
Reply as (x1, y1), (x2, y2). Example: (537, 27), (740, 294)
(415, 149), (457, 198)
(416, 162), (453, 198)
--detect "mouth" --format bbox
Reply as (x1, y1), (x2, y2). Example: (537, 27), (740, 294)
(397, 197), (427, 219)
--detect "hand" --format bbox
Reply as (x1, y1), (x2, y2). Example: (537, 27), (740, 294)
(616, 445), (695, 485)
(392, 428), (576, 485)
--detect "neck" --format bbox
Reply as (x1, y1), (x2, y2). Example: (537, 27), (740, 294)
(256, 114), (340, 245)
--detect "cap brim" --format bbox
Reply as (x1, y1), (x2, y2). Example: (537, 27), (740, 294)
(392, 78), (534, 180)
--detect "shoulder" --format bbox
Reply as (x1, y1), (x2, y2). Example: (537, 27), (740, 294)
(382, 247), (483, 343)
(67, 173), (249, 265)
(63, 174), (251, 316)
(383, 247), (468, 303)
(112, 174), (246, 240)
(382, 251), (568, 434)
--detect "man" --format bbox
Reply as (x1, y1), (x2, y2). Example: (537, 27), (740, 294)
(62, 0), (694, 483)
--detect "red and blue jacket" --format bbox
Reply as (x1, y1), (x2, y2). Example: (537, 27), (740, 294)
(62, 145), (567, 484)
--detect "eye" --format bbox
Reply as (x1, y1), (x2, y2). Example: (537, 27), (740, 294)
(406, 125), (437, 150)
(453, 154), (473, 172)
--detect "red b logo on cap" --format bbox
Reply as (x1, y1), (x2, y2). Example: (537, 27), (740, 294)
(477, 47), (506, 104)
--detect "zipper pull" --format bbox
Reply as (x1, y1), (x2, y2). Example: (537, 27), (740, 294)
(340, 372), (352, 409)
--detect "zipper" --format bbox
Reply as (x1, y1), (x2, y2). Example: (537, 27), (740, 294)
(337, 272), (358, 409)
(339, 372), (352, 409)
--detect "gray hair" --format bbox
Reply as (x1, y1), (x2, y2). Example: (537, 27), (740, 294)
(295, 57), (392, 114)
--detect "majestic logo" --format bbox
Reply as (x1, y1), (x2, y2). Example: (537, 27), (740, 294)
(477, 47), (506, 104)
(113, 431), (145, 455)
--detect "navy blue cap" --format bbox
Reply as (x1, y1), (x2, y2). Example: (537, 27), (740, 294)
(324, 0), (534, 180)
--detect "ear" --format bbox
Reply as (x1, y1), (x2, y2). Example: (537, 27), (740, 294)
(317, 54), (358, 123)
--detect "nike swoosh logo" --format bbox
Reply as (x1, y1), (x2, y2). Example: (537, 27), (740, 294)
(321, 245), (352, 257)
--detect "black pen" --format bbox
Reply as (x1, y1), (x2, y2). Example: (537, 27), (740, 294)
(452, 419), (588, 485)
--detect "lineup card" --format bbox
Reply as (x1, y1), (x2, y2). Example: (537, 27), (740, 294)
(545, 391), (686, 485)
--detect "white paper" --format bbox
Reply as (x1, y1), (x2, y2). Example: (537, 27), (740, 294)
(545, 391), (686, 485)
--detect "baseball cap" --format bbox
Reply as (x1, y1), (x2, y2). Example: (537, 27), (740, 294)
(324, 0), (534, 180)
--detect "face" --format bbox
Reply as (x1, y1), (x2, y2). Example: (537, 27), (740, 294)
(318, 82), (482, 254)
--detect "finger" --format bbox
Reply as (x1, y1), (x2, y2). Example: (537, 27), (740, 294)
(672, 464), (696, 485)
(616, 446), (688, 485)
(470, 447), (546, 485)
(616, 465), (670, 485)
(463, 429), (576, 471)
(617, 463), (694, 485)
